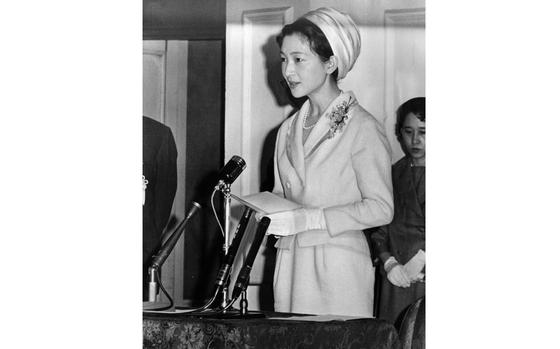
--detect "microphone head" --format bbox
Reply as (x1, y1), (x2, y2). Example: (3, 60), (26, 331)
(187, 201), (202, 218)
(217, 155), (246, 186)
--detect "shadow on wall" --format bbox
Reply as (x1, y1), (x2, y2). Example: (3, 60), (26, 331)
(257, 33), (306, 311)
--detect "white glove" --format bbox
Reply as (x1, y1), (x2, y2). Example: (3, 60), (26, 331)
(384, 256), (411, 288)
(262, 208), (326, 236)
(403, 249), (425, 283)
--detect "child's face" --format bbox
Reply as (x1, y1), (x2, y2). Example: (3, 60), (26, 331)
(400, 113), (425, 165)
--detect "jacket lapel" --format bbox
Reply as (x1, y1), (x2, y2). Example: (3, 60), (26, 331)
(286, 105), (308, 183)
(304, 91), (356, 158)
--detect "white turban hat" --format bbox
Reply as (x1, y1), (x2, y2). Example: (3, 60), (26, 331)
(303, 7), (361, 80)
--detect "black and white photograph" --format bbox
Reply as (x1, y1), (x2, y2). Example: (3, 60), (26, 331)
(142, 0), (424, 348)
(3, 1), (560, 348)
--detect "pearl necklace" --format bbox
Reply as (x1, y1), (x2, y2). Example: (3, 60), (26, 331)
(302, 107), (318, 130)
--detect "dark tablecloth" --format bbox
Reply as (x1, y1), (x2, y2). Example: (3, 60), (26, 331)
(143, 310), (400, 349)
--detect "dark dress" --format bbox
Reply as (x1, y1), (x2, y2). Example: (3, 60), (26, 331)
(370, 156), (425, 326)
(143, 116), (177, 300)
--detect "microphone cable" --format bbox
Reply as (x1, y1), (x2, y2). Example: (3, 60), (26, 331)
(172, 188), (226, 312)
(174, 189), (226, 312)
(151, 268), (174, 311)
(151, 267), (217, 312)
(174, 285), (221, 312)
(222, 296), (238, 312)
(210, 188), (225, 238)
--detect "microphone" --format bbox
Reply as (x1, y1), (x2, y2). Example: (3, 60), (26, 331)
(215, 155), (246, 189)
(231, 217), (271, 301)
(148, 202), (200, 302)
(150, 202), (201, 270)
(214, 207), (254, 288)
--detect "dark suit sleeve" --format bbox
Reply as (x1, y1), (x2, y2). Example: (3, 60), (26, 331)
(153, 126), (178, 234)
(369, 225), (391, 263)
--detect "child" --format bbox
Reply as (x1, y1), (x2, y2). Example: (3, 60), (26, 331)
(371, 97), (425, 325)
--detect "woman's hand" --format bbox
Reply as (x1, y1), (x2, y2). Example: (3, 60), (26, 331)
(258, 208), (326, 236)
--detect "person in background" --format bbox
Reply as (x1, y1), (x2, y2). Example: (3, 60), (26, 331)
(370, 97), (425, 326)
(263, 7), (394, 318)
(143, 116), (177, 301)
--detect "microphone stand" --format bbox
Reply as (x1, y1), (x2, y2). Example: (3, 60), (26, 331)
(182, 206), (255, 317)
(217, 181), (238, 311)
(212, 182), (260, 316)
(215, 217), (270, 318)
(192, 216), (269, 319)
(147, 202), (201, 304)
(148, 267), (158, 302)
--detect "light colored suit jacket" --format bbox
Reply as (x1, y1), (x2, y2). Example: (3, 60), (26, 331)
(273, 91), (394, 251)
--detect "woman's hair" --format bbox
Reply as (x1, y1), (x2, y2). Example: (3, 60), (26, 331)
(395, 97), (425, 141)
(276, 18), (338, 80)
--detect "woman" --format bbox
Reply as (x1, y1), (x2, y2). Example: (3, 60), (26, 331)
(264, 7), (393, 317)
(370, 97), (426, 325)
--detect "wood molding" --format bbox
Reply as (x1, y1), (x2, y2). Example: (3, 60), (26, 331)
(385, 8), (425, 26)
(143, 41), (167, 122)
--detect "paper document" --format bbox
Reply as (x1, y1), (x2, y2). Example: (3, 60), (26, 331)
(232, 191), (301, 214)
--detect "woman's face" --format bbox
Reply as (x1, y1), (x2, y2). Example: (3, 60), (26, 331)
(400, 113), (426, 166)
(280, 34), (331, 99)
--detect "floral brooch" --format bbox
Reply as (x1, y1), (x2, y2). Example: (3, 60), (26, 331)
(326, 98), (356, 139)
